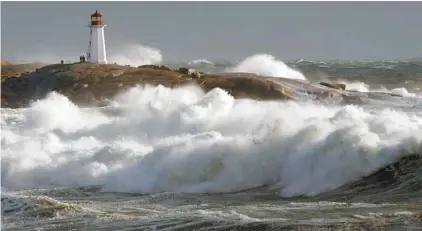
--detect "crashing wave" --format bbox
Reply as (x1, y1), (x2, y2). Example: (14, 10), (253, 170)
(226, 54), (306, 80)
(2, 84), (422, 197)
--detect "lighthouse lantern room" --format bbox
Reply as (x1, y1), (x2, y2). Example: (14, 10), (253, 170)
(87, 10), (108, 64)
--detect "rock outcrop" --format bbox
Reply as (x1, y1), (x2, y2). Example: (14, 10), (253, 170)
(178, 67), (201, 79)
(137, 64), (174, 72)
(319, 82), (346, 90)
(1, 62), (48, 81)
(1, 61), (48, 76)
(0, 62), (406, 108)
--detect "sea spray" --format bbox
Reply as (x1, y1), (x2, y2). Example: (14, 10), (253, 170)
(1, 85), (422, 196)
(108, 44), (163, 66)
(9, 43), (162, 66)
(226, 54), (306, 80)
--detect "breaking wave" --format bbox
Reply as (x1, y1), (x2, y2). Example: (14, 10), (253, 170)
(226, 54), (306, 80)
(2, 84), (422, 197)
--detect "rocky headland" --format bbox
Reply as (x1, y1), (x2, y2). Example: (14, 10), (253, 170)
(1, 62), (404, 108)
(1, 61), (48, 81)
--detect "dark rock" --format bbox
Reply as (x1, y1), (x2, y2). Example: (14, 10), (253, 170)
(138, 64), (174, 71)
(178, 67), (190, 74)
(412, 212), (422, 221)
(178, 67), (201, 79)
(320, 82), (346, 90)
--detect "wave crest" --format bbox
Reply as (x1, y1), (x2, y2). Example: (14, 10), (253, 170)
(226, 54), (306, 80)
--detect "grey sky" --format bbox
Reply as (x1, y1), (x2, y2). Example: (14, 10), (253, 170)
(2, 1), (422, 63)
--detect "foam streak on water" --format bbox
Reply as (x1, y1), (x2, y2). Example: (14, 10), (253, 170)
(340, 80), (418, 97)
(2, 85), (422, 198)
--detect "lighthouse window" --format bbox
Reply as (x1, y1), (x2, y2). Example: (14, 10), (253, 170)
(92, 17), (97, 21)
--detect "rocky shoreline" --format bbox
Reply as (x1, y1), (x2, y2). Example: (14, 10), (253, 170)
(1, 62), (404, 108)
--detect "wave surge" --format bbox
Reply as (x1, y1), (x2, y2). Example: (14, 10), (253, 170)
(226, 54), (306, 80)
(1, 85), (421, 197)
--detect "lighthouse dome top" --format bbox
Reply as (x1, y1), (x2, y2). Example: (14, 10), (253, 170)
(91, 10), (103, 17)
(90, 10), (104, 26)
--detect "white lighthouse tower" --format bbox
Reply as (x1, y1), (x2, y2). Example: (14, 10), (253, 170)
(87, 10), (107, 64)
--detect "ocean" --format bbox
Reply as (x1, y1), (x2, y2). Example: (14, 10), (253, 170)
(1, 53), (422, 230)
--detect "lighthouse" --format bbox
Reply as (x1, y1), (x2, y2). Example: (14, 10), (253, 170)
(87, 10), (107, 64)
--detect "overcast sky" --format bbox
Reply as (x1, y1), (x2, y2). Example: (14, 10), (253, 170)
(2, 1), (422, 63)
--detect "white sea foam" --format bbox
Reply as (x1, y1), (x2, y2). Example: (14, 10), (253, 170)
(188, 59), (214, 66)
(343, 81), (372, 92)
(2, 85), (422, 197)
(390, 88), (417, 97)
(108, 44), (163, 67)
(339, 81), (417, 97)
(226, 54), (306, 80)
